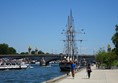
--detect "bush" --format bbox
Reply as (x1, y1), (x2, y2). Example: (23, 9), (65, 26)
(96, 48), (117, 69)
(113, 60), (118, 67)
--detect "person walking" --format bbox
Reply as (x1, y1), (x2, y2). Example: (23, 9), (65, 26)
(71, 61), (76, 79)
(86, 63), (92, 79)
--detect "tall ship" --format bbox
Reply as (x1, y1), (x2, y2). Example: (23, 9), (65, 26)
(59, 10), (79, 71)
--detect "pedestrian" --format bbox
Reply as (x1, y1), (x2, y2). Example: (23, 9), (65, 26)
(71, 61), (76, 79)
(86, 63), (92, 79)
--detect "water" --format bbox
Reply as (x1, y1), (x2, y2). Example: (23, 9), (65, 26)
(0, 64), (65, 83)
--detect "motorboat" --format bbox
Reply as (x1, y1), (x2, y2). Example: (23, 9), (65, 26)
(0, 58), (29, 70)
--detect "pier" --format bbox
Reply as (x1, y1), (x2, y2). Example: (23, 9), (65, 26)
(45, 65), (118, 83)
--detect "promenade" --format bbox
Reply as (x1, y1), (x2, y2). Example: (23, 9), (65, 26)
(56, 65), (118, 83)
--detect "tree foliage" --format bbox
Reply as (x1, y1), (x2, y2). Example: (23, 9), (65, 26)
(38, 50), (44, 54)
(96, 48), (117, 69)
(96, 24), (118, 69)
(96, 48), (106, 64)
(31, 50), (35, 54)
(20, 52), (28, 54)
(0, 43), (16, 54)
(112, 25), (118, 56)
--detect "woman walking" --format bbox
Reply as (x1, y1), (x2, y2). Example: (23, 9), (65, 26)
(86, 63), (92, 78)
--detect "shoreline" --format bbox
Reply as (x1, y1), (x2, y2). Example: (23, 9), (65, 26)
(43, 74), (67, 83)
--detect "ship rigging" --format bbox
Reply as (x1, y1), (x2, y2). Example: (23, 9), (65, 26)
(63, 10), (79, 61)
(59, 10), (84, 71)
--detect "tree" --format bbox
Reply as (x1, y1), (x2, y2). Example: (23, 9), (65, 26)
(0, 43), (16, 54)
(96, 48), (106, 65)
(20, 52), (28, 54)
(31, 50), (35, 54)
(8, 47), (16, 54)
(96, 48), (117, 69)
(103, 52), (116, 69)
(38, 50), (45, 54)
(0, 43), (9, 54)
(112, 25), (118, 56)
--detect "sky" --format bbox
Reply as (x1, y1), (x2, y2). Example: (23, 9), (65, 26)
(0, 0), (118, 54)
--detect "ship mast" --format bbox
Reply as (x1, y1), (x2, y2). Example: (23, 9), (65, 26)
(63, 10), (78, 61)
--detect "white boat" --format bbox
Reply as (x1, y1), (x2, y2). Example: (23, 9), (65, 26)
(0, 59), (29, 70)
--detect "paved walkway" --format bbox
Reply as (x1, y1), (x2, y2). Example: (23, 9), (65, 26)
(56, 65), (118, 83)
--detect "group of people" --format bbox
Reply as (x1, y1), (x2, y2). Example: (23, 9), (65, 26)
(70, 61), (92, 79)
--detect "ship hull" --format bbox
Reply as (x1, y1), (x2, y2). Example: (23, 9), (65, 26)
(59, 62), (71, 71)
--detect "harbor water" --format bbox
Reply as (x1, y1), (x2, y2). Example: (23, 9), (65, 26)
(0, 64), (65, 83)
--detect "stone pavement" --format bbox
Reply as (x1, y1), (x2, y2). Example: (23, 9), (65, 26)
(56, 65), (118, 83)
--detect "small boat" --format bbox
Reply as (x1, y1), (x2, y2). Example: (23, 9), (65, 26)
(0, 58), (29, 70)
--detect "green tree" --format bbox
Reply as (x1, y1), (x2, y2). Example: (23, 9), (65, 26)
(0, 43), (16, 54)
(112, 25), (118, 56)
(20, 52), (28, 54)
(96, 48), (117, 69)
(38, 50), (45, 54)
(103, 52), (116, 69)
(0, 43), (9, 54)
(8, 47), (16, 54)
(31, 50), (35, 54)
(96, 48), (106, 65)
